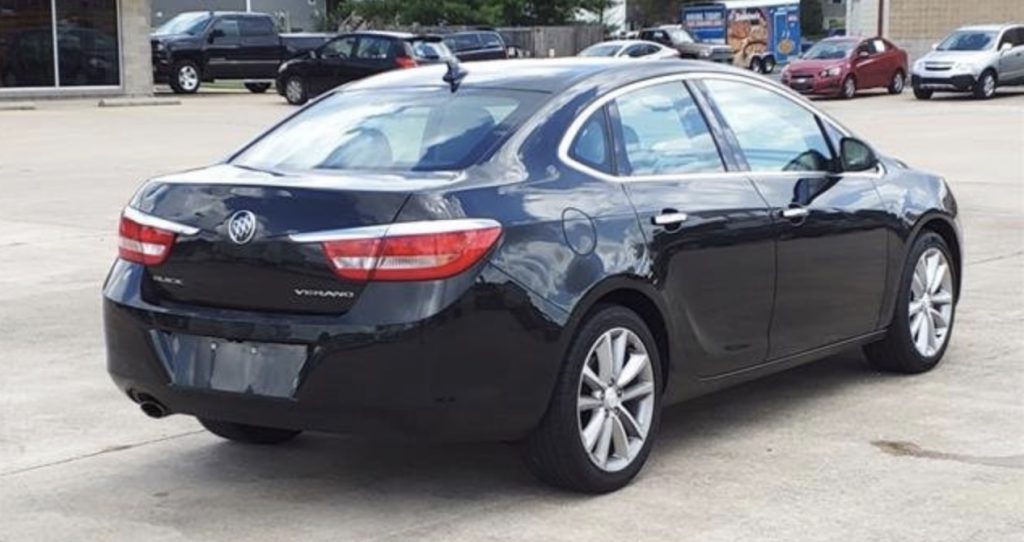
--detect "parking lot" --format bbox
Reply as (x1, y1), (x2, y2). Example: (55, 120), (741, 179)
(0, 86), (1022, 541)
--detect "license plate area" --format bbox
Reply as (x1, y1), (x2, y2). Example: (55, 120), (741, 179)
(151, 331), (308, 398)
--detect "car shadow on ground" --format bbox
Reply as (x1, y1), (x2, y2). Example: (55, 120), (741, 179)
(64, 350), (889, 513)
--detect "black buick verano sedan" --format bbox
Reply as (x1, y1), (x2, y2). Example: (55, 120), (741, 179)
(105, 59), (961, 493)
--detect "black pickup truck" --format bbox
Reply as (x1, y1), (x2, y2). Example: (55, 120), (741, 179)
(151, 11), (331, 94)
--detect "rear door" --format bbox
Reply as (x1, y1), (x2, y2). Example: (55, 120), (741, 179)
(238, 15), (280, 79)
(205, 16), (243, 78)
(595, 80), (775, 376)
(698, 77), (889, 359)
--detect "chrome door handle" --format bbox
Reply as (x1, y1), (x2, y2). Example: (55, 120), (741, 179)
(780, 207), (810, 219)
(652, 212), (688, 226)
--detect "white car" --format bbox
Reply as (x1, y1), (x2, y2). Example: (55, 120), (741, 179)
(578, 40), (680, 60)
(911, 24), (1024, 99)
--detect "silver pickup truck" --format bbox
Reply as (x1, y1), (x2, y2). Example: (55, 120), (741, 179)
(911, 24), (1024, 100)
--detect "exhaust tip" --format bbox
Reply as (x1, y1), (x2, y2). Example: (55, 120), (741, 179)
(132, 392), (169, 419)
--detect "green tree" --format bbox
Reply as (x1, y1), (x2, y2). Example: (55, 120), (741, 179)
(800, 0), (824, 38)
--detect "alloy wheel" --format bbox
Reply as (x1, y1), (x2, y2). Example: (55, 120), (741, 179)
(843, 77), (856, 99)
(577, 327), (655, 473)
(982, 73), (996, 98)
(908, 247), (954, 357)
(178, 65), (199, 92)
(892, 73), (904, 92)
(286, 78), (304, 104)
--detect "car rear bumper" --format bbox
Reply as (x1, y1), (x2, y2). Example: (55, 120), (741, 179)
(911, 74), (976, 92)
(103, 260), (566, 441)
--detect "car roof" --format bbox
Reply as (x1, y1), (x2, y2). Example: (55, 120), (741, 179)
(589, 40), (661, 47)
(957, 24), (1018, 32)
(344, 57), (744, 94)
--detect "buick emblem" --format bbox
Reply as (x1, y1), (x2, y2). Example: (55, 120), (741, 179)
(227, 210), (257, 245)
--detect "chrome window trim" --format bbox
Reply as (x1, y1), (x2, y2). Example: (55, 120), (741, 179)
(123, 206), (200, 236)
(557, 71), (885, 183)
(289, 218), (502, 243)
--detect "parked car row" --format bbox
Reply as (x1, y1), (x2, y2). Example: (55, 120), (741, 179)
(781, 24), (1024, 100)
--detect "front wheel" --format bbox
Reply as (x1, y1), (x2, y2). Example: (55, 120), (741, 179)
(522, 305), (662, 493)
(169, 60), (201, 94)
(199, 418), (302, 445)
(913, 86), (933, 100)
(840, 75), (857, 99)
(283, 75), (308, 105)
(863, 232), (957, 373)
(973, 70), (997, 99)
(888, 70), (905, 94)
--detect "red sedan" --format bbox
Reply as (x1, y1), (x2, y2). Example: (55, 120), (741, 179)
(782, 37), (909, 99)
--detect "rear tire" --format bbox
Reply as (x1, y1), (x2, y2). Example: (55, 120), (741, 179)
(522, 305), (662, 493)
(973, 70), (997, 99)
(913, 87), (933, 100)
(749, 57), (764, 74)
(888, 70), (905, 94)
(199, 418), (302, 445)
(244, 82), (271, 94)
(863, 232), (957, 374)
(762, 56), (776, 74)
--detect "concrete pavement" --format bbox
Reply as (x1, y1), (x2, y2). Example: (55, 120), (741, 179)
(0, 88), (1021, 541)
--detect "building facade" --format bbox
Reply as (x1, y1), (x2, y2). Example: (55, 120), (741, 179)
(847, 0), (1024, 58)
(0, 0), (153, 99)
(152, 0), (326, 32)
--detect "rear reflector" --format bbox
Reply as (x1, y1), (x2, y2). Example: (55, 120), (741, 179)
(293, 219), (502, 282)
(118, 207), (198, 266)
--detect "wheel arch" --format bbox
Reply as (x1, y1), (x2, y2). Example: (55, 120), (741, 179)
(562, 277), (674, 391)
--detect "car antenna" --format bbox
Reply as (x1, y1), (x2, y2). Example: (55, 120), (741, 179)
(443, 57), (468, 93)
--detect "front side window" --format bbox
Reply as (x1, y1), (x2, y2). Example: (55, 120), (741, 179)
(233, 89), (543, 173)
(570, 110), (612, 173)
(612, 82), (724, 176)
(703, 79), (833, 172)
(154, 12), (211, 36)
(322, 36), (356, 58)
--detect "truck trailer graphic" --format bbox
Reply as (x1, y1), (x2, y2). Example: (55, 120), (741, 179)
(682, 0), (801, 73)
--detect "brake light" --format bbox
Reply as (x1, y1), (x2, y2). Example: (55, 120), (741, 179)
(117, 208), (198, 266)
(300, 219), (502, 281)
(119, 216), (176, 266)
(395, 55), (418, 69)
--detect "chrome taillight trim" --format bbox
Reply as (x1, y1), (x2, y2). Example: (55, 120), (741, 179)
(123, 206), (201, 236)
(288, 219), (502, 243)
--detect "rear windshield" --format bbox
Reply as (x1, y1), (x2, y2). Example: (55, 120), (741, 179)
(409, 40), (452, 60)
(233, 88), (544, 172)
(580, 44), (622, 57)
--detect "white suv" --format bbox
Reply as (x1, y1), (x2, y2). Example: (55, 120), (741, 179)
(911, 24), (1024, 99)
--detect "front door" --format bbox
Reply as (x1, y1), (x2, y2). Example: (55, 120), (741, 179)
(205, 17), (242, 79)
(238, 16), (280, 79)
(699, 78), (889, 359)
(997, 27), (1024, 82)
(604, 80), (776, 377)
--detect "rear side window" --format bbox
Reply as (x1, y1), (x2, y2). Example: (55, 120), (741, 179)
(355, 36), (391, 59)
(481, 33), (503, 48)
(233, 89), (544, 172)
(703, 79), (833, 172)
(323, 36), (356, 58)
(570, 110), (612, 173)
(211, 18), (240, 41)
(240, 16), (275, 36)
(611, 82), (724, 176)
(409, 40), (451, 60)
(448, 33), (482, 52)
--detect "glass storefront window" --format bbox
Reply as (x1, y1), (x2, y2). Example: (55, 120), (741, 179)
(56, 0), (119, 86)
(0, 0), (120, 89)
(0, 1), (56, 87)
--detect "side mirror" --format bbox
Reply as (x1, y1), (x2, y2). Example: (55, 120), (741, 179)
(1000, 42), (1013, 53)
(839, 137), (878, 172)
(857, 50), (870, 59)
(931, 42), (938, 50)
(208, 29), (225, 43)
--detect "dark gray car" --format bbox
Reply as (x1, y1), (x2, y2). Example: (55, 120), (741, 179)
(640, 25), (733, 64)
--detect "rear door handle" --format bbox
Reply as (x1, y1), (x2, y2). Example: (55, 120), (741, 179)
(652, 212), (688, 226)
(780, 207), (810, 220)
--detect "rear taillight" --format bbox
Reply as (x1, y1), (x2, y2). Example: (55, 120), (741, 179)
(395, 55), (418, 69)
(293, 219), (502, 282)
(117, 207), (198, 266)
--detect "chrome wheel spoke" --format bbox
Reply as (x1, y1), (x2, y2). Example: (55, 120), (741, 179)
(929, 262), (948, 294)
(616, 405), (645, 439)
(593, 416), (613, 466)
(621, 381), (654, 403)
(610, 415), (630, 460)
(616, 353), (647, 388)
(931, 291), (953, 306)
(595, 333), (614, 383)
(930, 307), (949, 330)
(582, 365), (604, 391)
(578, 395), (602, 412)
(611, 331), (628, 379)
(582, 408), (607, 451)
(908, 248), (955, 357)
(912, 267), (927, 297)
